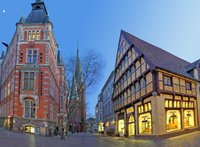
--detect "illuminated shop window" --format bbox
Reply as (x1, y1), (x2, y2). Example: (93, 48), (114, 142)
(138, 113), (152, 134)
(128, 115), (135, 136)
(138, 102), (152, 134)
(184, 110), (195, 128)
(166, 110), (181, 132)
(25, 126), (35, 133)
(118, 119), (125, 134)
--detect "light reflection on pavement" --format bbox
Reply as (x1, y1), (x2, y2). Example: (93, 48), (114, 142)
(0, 128), (200, 147)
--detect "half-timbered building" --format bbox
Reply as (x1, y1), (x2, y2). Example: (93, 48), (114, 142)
(113, 30), (200, 137)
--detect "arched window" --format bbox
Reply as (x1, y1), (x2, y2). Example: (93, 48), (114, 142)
(129, 115), (134, 123)
(28, 31), (32, 40)
(128, 115), (135, 136)
(24, 99), (36, 118)
(36, 31), (40, 40)
(32, 31), (36, 40)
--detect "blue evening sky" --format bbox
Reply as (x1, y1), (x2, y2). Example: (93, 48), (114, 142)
(0, 0), (200, 117)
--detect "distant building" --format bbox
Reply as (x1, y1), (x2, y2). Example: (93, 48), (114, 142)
(0, 0), (68, 135)
(113, 30), (200, 137)
(68, 49), (86, 132)
(86, 117), (96, 132)
(96, 93), (104, 133)
(102, 71), (115, 134)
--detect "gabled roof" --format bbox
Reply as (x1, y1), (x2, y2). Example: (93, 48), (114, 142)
(121, 30), (195, 80)
(185, 59), (200, 72)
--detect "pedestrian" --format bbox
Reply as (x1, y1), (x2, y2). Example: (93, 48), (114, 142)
(60, 127), (65, 141)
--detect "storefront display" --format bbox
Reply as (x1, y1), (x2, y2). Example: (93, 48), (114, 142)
(184, 110), (194, 128)
(166, 110), (181, 132)
(128, 115), (135, 136)
(118, 119), (125, 135)
(138, 113), (152, 134)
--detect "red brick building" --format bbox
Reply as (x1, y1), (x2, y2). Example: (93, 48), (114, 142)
(0, 0), (67, 135)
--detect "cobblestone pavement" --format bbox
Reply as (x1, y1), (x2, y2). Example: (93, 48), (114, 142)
(1, 128), (200, 147)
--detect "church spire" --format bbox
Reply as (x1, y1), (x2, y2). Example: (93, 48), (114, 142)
(75, 42), (83, 85)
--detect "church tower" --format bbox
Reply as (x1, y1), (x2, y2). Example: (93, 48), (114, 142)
(68, 48), (86, 132)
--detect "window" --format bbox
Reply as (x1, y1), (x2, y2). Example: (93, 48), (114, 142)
(186, 82), (192, 90)
(20, 53), (23, 62)
(32, 31), (35, 40)
(184, 110), (195, 128)
(164, 76), (172, 86)
(24, 72), (35, 90)
(28, 31), (32, 40)
(24, 100), (36, 118)
(127, 70), (131, 78)
(135, 82), (140, 92)
(138, 104), (152, 135)
(128, 115), (135, 136)
(131, 85), (135, 94)
(36, 31), (40, 40)
(165, 100), (180, 108)
(50, 104), (53, 121)
(131, 65), (136, 73)
(50, 80), (54, 97)
(40, 53), (43, 63)
(27, 50), (37, 64)
(7, 82), (10, 96)
(166, 110), (181, 132)
(140, 78), (146, 89)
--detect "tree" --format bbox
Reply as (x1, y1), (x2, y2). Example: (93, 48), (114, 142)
(65, 49), (104, 132)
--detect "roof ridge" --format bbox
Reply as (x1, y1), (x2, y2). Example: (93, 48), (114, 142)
(121, 30), (191, 65)
(121, 30), (194, 80)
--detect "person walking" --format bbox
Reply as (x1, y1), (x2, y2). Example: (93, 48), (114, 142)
(60, 127), (65, 141)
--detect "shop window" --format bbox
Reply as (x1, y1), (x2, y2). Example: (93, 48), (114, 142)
(118, 119), (125, 135)
(164, 76), (172, 86)
(128, 115), (135, 136)
(25, 126), (35, 133)
(166, 110), (181, 132)
(138, 113), (152, 134)
(184, 110), (195, 128)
